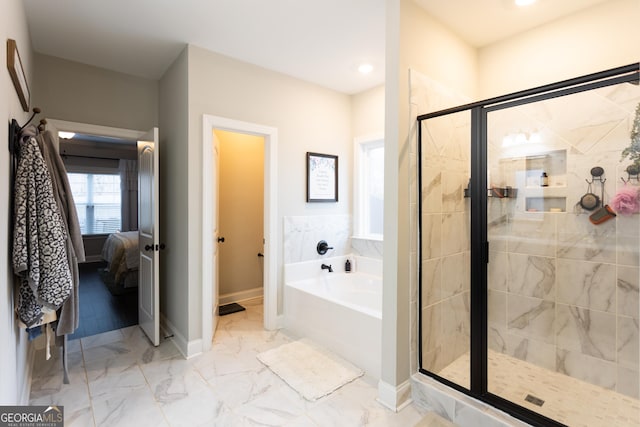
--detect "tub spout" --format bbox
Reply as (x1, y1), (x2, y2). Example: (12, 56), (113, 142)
(321, 263), (333, 273)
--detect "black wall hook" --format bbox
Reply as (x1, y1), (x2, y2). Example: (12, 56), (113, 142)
(621, 173), (640, 184)
(585, 166), (606, 184)
(8, 107), (42, 154)
(621, 165), (640, 184)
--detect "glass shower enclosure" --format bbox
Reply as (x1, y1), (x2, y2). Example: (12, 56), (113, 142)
(418, 63), (640, 427)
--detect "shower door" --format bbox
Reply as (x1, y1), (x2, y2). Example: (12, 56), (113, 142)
(418, 63), (640, 427)
(485, 69), (640, 426)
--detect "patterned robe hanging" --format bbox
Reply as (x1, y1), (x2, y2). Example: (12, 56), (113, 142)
(12, 135), (73, 327)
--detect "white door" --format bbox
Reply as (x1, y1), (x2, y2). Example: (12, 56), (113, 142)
(138, 128), (160, 346)
(211, 130), (221, 335)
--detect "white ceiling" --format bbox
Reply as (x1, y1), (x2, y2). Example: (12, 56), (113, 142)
(23, 0), (611, 95)
(414, 0), (612, 47)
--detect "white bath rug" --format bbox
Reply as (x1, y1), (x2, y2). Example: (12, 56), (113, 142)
(256, 338), (364, 401)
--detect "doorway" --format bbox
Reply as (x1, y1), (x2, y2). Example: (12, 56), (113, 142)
(201, 115), (278, 352)
(215, 130), (265, 305)
(48, 119), (147, 340)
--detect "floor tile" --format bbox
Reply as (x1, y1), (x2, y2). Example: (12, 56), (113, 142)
(91, 385), (168, 427)
(438, 350), (640, 427)
(31, 298), (433, 427)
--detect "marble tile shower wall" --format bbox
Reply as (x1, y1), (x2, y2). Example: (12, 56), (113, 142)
(487, 207), (640, 399)
(410, 70), (473, 377)
(487, 84), (640, 399)
(283, 215), (351, 264)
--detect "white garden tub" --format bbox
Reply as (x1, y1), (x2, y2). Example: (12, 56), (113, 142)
(284, 256), (382, 378)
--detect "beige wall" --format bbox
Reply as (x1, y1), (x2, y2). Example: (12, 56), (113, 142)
(1, 0), (34, 405)
(216, 130), (264, 298)
(352, 84), (385, 139)
(32, 53), (158, 130)
(479, 0), (640, 98)
(158, 48), (190, 341)
(382, 0), (479, 393)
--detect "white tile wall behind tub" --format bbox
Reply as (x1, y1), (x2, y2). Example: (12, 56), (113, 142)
(351, 237), (383, 259)
(283, 215), (351, 264)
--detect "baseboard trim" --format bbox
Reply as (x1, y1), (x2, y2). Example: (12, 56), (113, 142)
(377, 379), (413, 412)
(275, 314), (285, 329)
(82, 255), (103, 263)
(186, 339), (203, 359)
(160, 314), (202, 359)
(219, 287), (263, 305)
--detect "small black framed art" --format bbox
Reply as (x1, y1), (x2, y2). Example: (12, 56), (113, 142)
(306, 152), (338, 202)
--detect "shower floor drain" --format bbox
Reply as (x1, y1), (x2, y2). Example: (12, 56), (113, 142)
(524, 394), (545, 407)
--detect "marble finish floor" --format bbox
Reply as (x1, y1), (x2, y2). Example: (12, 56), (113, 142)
(29, 298), (430, 426)
(437, 350), (640, 427)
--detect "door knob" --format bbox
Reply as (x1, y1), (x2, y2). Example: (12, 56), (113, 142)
(217, 237), (225, 243)
(144, 244), (153, 251)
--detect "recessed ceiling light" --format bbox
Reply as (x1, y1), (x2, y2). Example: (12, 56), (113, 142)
(58, 131), (76, 139)
(358, 63), (373, 74)
(515, 0), (536, 6)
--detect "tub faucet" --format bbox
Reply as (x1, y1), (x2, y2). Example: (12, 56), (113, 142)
(321, 263), (333, 273)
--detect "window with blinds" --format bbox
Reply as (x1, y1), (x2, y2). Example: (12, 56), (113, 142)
(68, 173), (121, 235)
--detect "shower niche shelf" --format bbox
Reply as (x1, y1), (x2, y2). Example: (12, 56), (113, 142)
(523, 150), (567, 212)
(525, 196), (567, 213)
(495, 149), (568, 212)
(524, 149), (567, 188)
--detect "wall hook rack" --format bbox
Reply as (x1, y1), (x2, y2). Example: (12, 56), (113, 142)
(585, 166), (606, 185)
(621, 165), (640, 184)
(8, 107), (41, 154)
(621, 173), (640, 184)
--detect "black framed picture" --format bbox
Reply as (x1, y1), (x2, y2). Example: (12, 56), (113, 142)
(306, 152), (338, 202)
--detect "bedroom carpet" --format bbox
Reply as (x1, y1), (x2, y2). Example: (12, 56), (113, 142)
(256, 338), (364, 401)
(68, 262), (138, 340)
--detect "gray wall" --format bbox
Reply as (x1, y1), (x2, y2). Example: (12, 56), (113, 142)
(32, 53), (158, 130)
(156, 45), (353, 354)
(186, 45), (352, 342)
(158, 48), (190, 343)
(1, 0), (34, 405)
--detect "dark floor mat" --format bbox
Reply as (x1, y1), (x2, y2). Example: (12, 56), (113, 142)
(219, 302), (246, 316)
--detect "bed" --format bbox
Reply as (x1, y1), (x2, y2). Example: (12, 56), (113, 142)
(100, 231), (139, 294)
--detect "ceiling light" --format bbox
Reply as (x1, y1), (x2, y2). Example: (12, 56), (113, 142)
(515, 0), (536, 6)
(58, 131), (76, 139)
(358, 63), (373, 74)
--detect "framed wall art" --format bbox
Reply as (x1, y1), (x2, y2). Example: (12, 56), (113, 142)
(306, 152), (338, 202)
(6, 39), (29, 112)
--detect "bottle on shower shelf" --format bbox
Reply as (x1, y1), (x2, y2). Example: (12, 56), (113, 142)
(540, 172), (549, 187)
